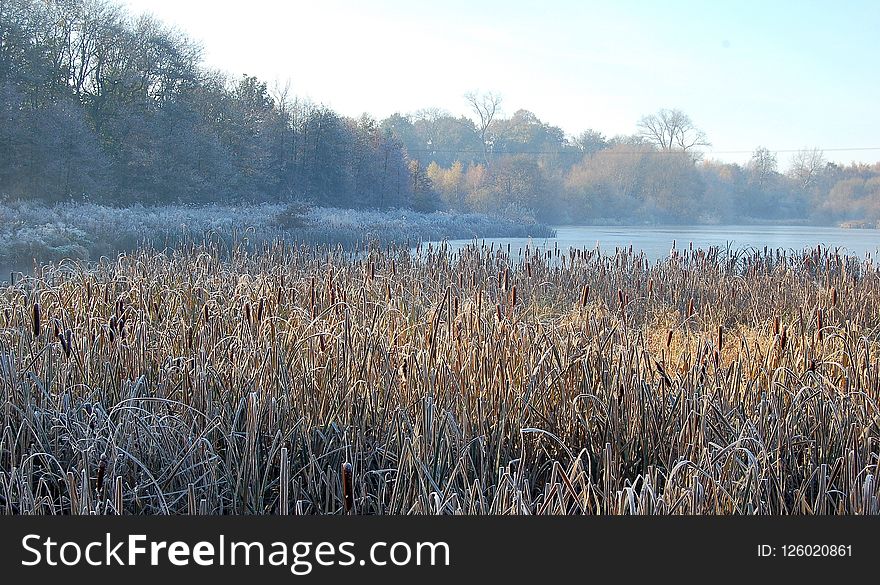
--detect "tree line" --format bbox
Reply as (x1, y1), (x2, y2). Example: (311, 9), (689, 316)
(0, 0), (416, 209)
(2, 0), (879, 226)
(396, 106), (880, 226)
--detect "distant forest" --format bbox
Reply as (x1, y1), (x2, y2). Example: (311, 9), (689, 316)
(2, 0), (879, 225)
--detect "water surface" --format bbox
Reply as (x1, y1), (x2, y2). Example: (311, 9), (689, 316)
(429, 224), (880, 262)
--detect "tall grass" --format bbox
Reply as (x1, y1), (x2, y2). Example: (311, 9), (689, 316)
(1, 239), (878, 514)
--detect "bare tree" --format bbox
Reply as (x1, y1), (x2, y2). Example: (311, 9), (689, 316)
(637, 108), (709, 154)
(788, 148), (826, 189)
(748, 146), (778, 186)
(464, 90), (502, 164)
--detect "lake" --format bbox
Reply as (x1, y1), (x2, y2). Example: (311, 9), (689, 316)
(4, 225), (880, 284)
(426, 224), (880, 262)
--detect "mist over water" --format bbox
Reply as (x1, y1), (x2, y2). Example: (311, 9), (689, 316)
(428, 224), (880, 262)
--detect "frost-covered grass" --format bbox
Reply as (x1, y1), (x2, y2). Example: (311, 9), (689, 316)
(0, 201), (554, 266)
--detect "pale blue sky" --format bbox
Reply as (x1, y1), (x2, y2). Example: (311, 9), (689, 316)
(120, 0), (880, 165)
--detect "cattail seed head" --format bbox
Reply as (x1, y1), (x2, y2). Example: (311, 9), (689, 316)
(62, 329), (72, 357)
(96, 454), (108, 494)
(32, 302), (41, 337)
(341, 462), (353, 514)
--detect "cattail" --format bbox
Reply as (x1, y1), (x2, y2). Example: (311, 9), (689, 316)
(95, 453), (108, 494)
(687, 298), (694, 317)
(257, 297), (265, 323)
(830, 286), (837, 307)
(341, 462), (353, 513)
(496, 304), (503, 322)
(666, 329), (674, 348)
(648, 279), (654, 295)
(32, 302), (41, 337)
(773, 315), (780, 336)
(510, 285), (517, 308)
(617, 288), (624, 306)
(581, 284), (590, 307)
(717, 325), (723, 350)
(62, 329), (72, 357)
(526, 262), (532, 278)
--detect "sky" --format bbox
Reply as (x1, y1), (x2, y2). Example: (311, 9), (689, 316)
(118, 0), (880, 165)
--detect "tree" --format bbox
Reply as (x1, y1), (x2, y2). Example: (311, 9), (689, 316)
(493, 109), (565, 155)
(748, 146), (778, 187)
(637, 108), (709, 154)
(408, 159), (437, 211)
(490, 154), (544, 211)
(426, 160), (465, 209)
(788, 148), (826, 190)
(573, 129), (608, 157)
(464, 90), (502, 165)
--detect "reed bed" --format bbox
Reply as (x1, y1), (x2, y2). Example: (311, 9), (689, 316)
(1, 239), (879, 515)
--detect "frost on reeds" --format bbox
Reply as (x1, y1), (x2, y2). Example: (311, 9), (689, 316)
(0, 241), (879, 515)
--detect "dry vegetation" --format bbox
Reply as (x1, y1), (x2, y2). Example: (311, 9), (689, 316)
(2, 239), (880, 515)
